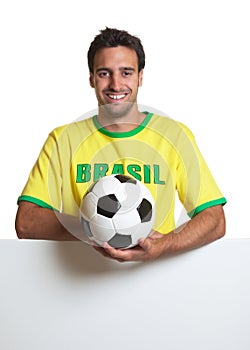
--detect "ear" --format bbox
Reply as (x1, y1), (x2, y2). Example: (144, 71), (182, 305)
(89, 74), (95, 88)
(138, 69), (143, 87)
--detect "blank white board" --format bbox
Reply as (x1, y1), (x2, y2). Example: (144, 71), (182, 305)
(0, 238), (249, 350)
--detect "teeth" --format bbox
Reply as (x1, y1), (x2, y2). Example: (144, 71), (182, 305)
(108, 94), (126, 100)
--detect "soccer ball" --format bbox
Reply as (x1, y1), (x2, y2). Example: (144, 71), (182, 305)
(80, 174), (155, 249)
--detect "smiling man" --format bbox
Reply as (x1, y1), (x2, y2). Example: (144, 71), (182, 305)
(15, 27), (226, 262)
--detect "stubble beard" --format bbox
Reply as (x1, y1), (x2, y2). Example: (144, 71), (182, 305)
(99, 102), (139, 127)
(100, 101), (135, 120)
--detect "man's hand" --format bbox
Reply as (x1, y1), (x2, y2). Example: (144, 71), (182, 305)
(93, 231), (166, 262)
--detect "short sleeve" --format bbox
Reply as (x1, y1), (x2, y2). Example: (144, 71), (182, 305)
(17, 130), (62, 211)
(175, 123), (226, 217)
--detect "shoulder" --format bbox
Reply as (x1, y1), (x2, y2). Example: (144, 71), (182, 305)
(48, 116), (95, 140)
(148, 113), (195, 141)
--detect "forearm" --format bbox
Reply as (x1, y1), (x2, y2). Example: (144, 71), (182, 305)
(161, 205), (226, 255)
(96, 205), (226, 262)
(15, 202), (82, 241)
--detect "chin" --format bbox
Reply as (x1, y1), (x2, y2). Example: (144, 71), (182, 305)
(101, 101), (135, 119)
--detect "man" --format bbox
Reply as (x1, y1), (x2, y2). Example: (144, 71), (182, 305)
(15, 27), (226, 262)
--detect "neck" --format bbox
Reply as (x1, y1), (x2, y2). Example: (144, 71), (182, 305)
(97, 103), (146, 133)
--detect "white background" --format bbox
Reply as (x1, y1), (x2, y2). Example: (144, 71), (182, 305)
(1, 0), (249, 239)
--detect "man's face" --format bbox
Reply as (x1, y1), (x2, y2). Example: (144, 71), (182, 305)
(89, 46), (143, 118)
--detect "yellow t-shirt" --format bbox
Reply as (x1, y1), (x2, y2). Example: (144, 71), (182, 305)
(18, 113), (226, 234)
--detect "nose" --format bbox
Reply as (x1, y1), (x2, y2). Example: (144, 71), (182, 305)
(109, 72), (122, 91)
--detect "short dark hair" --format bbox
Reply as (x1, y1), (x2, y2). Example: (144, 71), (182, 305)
(87, 27), (145, 74)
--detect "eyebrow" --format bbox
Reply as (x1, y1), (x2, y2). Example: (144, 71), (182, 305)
(95, 67), (136, 73)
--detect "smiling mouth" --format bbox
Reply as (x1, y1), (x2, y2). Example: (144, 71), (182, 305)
(105, 92), (128, 102)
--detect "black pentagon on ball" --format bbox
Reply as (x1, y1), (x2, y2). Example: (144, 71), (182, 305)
(108, 233), (132, 249)
(114, 174), (137, 184)
(137, 198), (153, 222)
(97, 194), (121, 218)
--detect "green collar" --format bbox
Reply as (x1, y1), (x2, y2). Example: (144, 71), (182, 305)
(93, 112), (153, 138)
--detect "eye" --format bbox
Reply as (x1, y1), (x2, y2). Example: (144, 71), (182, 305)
(122, 70), (133, 77)
(98, 71), (110, 78)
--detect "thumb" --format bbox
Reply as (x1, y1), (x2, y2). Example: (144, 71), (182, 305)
(148, 230), (164, 240)
(138, 237), (152, 252)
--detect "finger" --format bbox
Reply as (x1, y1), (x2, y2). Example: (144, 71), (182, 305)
(138, 238), (151, 252)
(93, 245), (116, 259)
(105, 244), (147, 262)
(148, 231), (164, 240)
(102, 243), (127, 260)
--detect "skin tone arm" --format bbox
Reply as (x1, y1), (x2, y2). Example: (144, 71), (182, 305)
(94, 204), (226, 262)
(16, 202), (226, 263)
(15, 201), (82, 241)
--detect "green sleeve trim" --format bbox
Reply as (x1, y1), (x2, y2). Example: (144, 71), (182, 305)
(188, 197), (227, 218)
(93, 112), (153, 138)
(17, 195), (59, 211)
